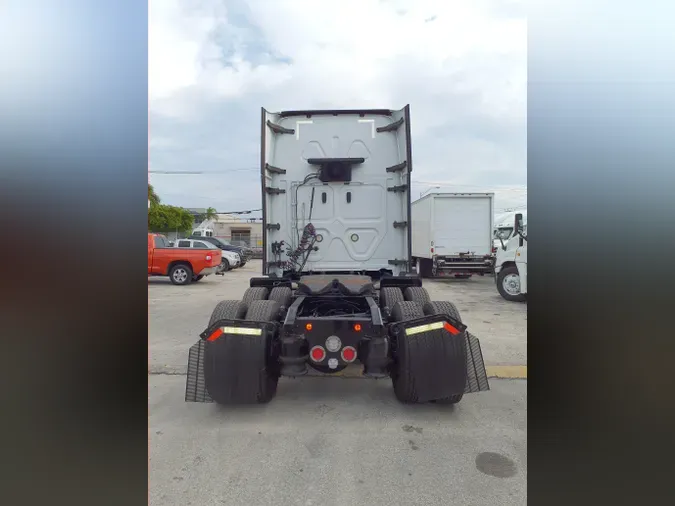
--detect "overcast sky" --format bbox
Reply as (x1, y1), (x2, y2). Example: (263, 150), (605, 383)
(149, 0), (526, 216)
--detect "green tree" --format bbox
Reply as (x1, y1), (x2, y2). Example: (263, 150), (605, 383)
(195, 207), (219, 223)
(148, 183), (161, 207)
(148, 204), (194, 234)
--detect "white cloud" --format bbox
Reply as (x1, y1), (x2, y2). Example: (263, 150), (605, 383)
(149, 0), (526, 212)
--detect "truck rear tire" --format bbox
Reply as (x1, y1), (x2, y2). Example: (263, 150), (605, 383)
(204, 300), (280, 405)
(404, 286), (430, 305)
(422, 301), (465, 405)
(423, 300), (462, 323)
(380, 287), (404, 311)
(390, 300), (466, 404)
(241, 287), (269, 306)
(245, 299), (281, 322)
(497, 266), (526, 302)
(169, 263), (193, 285)
(268, 287), (293, 309)
(209, 300), (247, 326)
(390, 300), (424, 322)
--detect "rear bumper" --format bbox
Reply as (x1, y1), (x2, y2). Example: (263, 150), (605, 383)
(185, 313), (490, 403)
(199, 266), (219, 276)
(434, 256), (494, 274)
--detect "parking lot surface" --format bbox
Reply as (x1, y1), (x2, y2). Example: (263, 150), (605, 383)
(150, 375), (526, 506)
(149, 261), (527, 505)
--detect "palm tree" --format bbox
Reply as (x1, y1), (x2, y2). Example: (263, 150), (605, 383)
(205, 207), (218, 221)
(148, 184), (161, 207)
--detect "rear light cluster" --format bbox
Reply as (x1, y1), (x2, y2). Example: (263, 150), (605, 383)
(305, 323), (360, 364)
(309, 344), (357, 363)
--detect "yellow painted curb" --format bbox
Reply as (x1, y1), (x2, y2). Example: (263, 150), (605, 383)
(486, 365), (527, 379)
(308, 364), (527, 379)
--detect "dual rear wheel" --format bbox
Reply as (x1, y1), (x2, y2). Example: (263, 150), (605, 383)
(204, 285), (466, 405)
(204, 286), (294, 404)
(387, 286), (466, 404)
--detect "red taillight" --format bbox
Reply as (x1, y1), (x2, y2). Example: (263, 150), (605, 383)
(353, 323), (362, 332)
(207, 328), (223, 342)
(443, 322), (460, 335)
(430, 247), (434, 253)
(310, 346), (326, 362)
(341, 346), (357, 363)
(206, 255), (212, 261)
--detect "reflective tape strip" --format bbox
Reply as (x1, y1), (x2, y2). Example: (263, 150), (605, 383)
(221, 326), (262, 336)
(207, 326), (262, 341)
(405, 321), (460, 336)
(405, 321), (444, 336)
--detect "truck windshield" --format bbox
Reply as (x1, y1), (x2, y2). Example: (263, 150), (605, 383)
(494, 228), (513, 240)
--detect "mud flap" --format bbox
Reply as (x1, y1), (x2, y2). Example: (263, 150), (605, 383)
(464, 331), (490, 393)
(389, 315), (490, 400)
(185, 339), (212, 403)
(185, 319), (277, 403)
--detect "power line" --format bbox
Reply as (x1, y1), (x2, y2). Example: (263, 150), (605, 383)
(413, 181), (527, 192)
(215, 208), (262, 215)
(149, 168), (258, 174)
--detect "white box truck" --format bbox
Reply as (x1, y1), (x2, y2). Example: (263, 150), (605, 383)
(412, 192), (495, 278)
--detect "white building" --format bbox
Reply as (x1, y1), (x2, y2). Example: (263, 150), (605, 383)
(209, 214), (263, 248)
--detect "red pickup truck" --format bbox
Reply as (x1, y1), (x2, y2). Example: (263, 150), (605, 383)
(148, 233), (222, 285)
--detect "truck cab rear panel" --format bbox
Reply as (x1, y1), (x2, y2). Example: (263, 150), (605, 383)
(261, 106), (414, 279)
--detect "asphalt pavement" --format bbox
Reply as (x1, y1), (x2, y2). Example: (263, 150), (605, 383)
(150, 375), (526, 506)
(149, 260), (527, 505)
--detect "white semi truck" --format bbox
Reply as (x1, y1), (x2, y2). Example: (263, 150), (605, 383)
(493, 209), (527, 251)
(412, 193), (495, 278)
(184, 105), (490, 406)
(494, 212), (527, 302)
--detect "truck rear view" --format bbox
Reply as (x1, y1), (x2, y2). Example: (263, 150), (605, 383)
(412, 193), (494, 278)
(184, 106), (490, 406)
(261, 107), (412, 278)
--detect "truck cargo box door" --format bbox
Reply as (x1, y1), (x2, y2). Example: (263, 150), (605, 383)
(432, 196), (493, 256)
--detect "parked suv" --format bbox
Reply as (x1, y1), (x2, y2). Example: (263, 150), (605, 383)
(188, 235), (252, 266)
